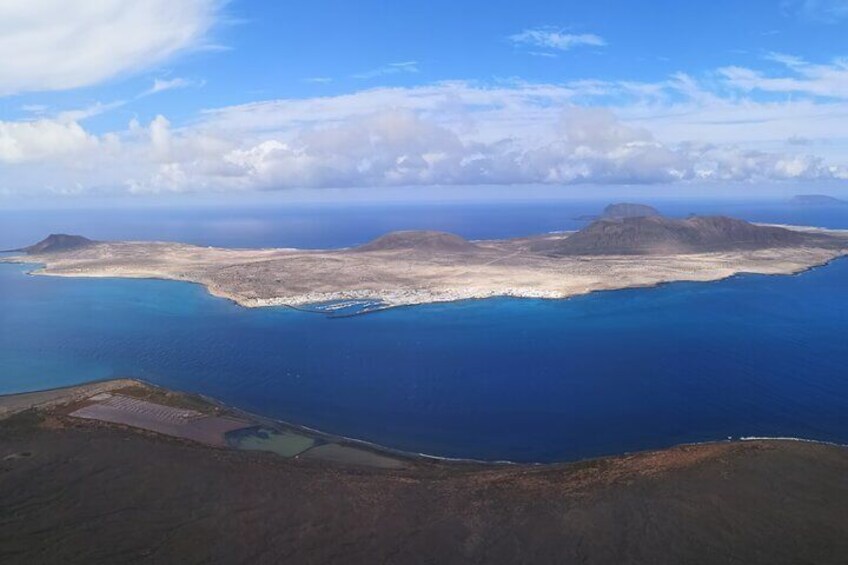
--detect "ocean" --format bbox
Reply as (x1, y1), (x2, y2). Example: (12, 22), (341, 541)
(1, 199), (847, 462)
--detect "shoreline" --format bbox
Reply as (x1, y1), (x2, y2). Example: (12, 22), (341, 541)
(4, 249), (848, 318)
(0, 378), (522, 466)
(3, 377), (846, 467)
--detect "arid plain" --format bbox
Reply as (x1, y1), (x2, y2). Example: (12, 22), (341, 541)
(7, 213), (848, 311)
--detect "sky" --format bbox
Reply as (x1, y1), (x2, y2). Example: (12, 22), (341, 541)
(2, 0), (848, 203)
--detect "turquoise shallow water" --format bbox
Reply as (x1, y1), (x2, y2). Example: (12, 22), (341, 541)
(2, 254), (847, 462)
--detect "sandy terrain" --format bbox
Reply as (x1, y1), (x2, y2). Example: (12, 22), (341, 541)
(1, 387), (847, 564)
(6, 224), (848, 310)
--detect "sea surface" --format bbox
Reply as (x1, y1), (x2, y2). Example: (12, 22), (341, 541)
(1, 199), (847, 462)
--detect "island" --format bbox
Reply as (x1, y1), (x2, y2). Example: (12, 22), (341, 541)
(5, 207), (848, 313)
(791, 194), (848, 206)
(600, 201), (662, 218)
(573, 201), (661, 221)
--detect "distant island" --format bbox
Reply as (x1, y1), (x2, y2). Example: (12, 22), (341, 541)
(791, 194), (848, 206)
(601, 202), (661, 218)
(5, 205), (848, 311)
(573, 201), (661, 221)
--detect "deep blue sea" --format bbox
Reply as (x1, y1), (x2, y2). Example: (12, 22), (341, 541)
(2, 199), (847, 462)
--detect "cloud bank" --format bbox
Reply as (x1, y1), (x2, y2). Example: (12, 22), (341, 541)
(2, 83), (843, 196)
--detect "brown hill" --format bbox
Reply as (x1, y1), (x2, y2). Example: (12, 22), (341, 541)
(356, 230), (481, 253)
(23, 234), (96, 254)
(535, 215), (824, 255)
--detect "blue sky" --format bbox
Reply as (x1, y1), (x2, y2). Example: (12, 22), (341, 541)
(2, 0), (848, 201)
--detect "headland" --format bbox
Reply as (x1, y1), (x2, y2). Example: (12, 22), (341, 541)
(2, 380), (847, 564)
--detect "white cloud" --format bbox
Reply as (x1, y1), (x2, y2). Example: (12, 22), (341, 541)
(196, 75), (848, 159)
(0, 119), (102, 164)
(0, 0), (221, 95)
(20, 104), (48, 115)
(720, 54), (848, 99)
(197, 80), (586, 148)
(147, 106), (843, 191)
(787, 134), (814, 146)
(19, 78), (202, 127)
(352, 61), (420, 80)
(7, 103), (840, 196)
(527, 51), (559, 59)
(142, 77), (201, 97)
(509, 28), (606, 53)
(56, 100), (128, 123)
(785, 0), (848, 22)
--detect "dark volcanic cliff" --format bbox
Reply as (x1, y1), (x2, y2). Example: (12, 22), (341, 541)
(536, 215), (826, 255)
